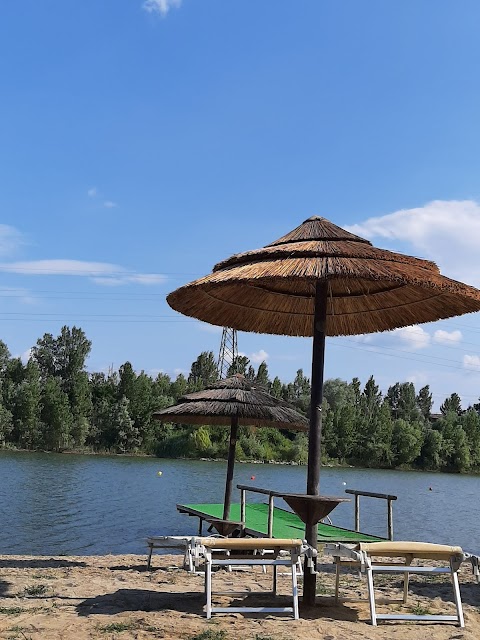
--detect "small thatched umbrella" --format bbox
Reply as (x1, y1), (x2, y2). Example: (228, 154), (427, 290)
(153, 374), (308, 521)
(166, 216), (480, 604)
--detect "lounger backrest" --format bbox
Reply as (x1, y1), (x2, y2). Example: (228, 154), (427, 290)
(357, 541), (464, 560)
(197, 537), (304, 550)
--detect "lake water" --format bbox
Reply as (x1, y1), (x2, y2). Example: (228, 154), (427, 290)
(0, 451), (478, 556)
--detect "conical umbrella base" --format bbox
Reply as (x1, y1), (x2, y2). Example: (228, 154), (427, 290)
(207, 518), (243, 537)
(282, 494), (349, 527)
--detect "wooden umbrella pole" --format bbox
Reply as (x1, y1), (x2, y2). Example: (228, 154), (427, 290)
(303, 280), (328, 606)
(223, 416), (239, 520)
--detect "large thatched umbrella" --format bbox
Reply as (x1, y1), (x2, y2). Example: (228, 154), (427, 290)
(166, 216), (480, 604)
(153, 374), (308, 521)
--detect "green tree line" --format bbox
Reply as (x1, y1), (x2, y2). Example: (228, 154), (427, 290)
(1, 325), (479, 473)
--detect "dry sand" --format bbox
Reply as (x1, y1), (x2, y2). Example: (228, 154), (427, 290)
(0, 551), (479, 640)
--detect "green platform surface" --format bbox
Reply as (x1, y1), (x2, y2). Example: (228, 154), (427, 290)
(178, 502), (383, 544)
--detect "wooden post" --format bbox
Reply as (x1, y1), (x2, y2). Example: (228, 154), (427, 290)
(355, 494), (360, 532)
(388, 498), (393, 540)
(240, 487), (246, 530)
(223, 417), (239, 520)
(268, 494), (274, 538)
(303, 281), (328, 607)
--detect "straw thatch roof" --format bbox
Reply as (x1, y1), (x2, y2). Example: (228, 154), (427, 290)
(153, 374), (308, 430)
(167, 216), (480, 337)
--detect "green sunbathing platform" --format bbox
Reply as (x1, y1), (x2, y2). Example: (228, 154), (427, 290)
(177, 502), (384, 544)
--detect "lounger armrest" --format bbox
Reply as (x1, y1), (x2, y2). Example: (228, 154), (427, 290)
(464, 552), (480, 583)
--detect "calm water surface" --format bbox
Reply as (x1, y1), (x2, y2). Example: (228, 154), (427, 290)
(0, 451), (478, 555)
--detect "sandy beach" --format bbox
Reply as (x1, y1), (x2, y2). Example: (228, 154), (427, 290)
(0, 551), (479, 639)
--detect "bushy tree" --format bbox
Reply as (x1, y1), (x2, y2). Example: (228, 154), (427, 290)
(440, 393), (462, 416)
(0, 404), (12, 444)
(461, 409), (480, 468)
(189, 426), (213, 455)
(188, 351), (218, 390)
(420, 428), (444, 470)
(40, 377), (72, 451)
(269, 376), (283, 398)
(170, 373), (188, 400)
(88, 371), (118, 449)
(15, 361), (42, 449)
(32, 326), (91, 384)
(323, 378), (355, 413)
(255, 362), (270, 387)
(228, 355), (250, 376)
(32, 326), (92, 444)
(416, 385), (433, 422)
(386, 382), (420, 423)
(332, 403), (356, 462)
(112, 396), (140, 453)
(352, 378), (393, 467)
(391, 419), (423, 466)
(440, 412), (470, 471)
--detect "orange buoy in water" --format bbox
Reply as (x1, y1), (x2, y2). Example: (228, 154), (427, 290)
(251, 475), (255, 480)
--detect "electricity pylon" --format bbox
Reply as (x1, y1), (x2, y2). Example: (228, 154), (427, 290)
(217, 327), (238, 379)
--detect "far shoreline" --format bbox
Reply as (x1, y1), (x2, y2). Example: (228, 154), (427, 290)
(2, 445), (480, 476)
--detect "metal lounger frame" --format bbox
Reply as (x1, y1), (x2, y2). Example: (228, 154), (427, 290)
(325, 542), (474, 627)
(195, 537), (315, 619)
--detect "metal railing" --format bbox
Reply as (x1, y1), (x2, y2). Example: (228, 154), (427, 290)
(237, 484), (284, 537)
(344, 489), (397, 540)
(237, 484), (398, 541)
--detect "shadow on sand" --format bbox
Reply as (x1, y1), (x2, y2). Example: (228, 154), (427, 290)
(0, 578), (10, 597)
(76, 589), (204, 616)
(75, 588), (360, 622)
(407, 579), (480, 608)
(0, 558), (87, 569)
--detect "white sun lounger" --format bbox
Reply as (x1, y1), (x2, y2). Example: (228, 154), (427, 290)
(325, 541), (479, 627)
(194, 537), (316, 619)
(146, 535), (197, 571)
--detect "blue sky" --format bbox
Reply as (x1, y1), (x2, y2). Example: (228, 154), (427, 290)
(1, 0), (480, 409)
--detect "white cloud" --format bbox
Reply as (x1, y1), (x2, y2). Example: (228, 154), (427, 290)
(406, 371), (429, 387)
(463, 354), (480, 372)
(89, 277), (127, 287)
(142, 0), (181, 16)
(91, 273), (166, 286)
(0, 286), (36, 305)
(433, 329), (463, 345)
(274, 353), (302, 362)
(0, 260), (166, 286)
(345, 200), (480, 285)
(0, 224), (24, 258)
(126, 273), (165, 285)
(174, 367), (187, 376)
(87, 188), (117, 207)
(392, 325), (431, 350)
(197, 322), (223, 334)
(0, 260), (125, 277)
(148, 368), (165, 377)
(249, 349), (269, 364)
(349, 334), (374, 344)
(20, 348), (32, 364)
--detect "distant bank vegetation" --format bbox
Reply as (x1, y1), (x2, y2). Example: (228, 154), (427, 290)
(0, 325), (479, 474)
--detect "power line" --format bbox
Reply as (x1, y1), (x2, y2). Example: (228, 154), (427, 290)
(0, 267), (200, 276)
(332, 339), (477, 373)
(0, 317), (195, 324)
(0, 312), (190, 318)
